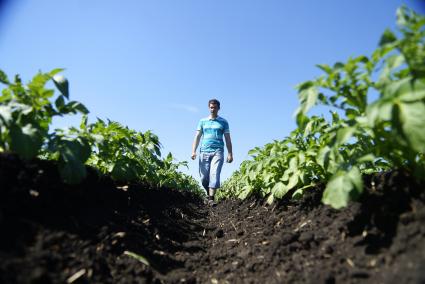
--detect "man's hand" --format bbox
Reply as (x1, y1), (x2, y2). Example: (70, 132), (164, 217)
(192, 131), (202, 160)
(226, 153), (233, 163)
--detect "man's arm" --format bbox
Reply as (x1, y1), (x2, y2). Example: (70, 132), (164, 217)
(224, 133), (233, 163)
(191, 131), (202, 160)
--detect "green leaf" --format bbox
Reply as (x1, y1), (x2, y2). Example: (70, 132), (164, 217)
(383, 54), (405, 81)
(0, 105), (13, 126)
(0, 70), (9, 84)
(336, 127), (355, 146)
(345, 108), (359, 120)
(356, 55), (369, 64)
(366, 99), (393, 127)
(394, 101), (425, 153)
(379, 29), (397, 46)
(295, 112), (309, 128)
(297, 86), (319, 116)
(111, 159), (138, 181)
(59, 156), (87, 184)
(396, 5), (410, 28)
(91, 133), (104, 144)
(292, 183), (314, 199)
(372, 45), (395, 64)
(238, 185), (252, 200)
(80, 115), (88, 130)
(288, 156), (298, 172)
(386, 78), (425, 102)
(52, 74), (69, 98)
(357, 153), (376, 163)
(48, 68), (65, 78)
(0, 88), (12, 103)
(55, 95), (65, 111)
(302, 118), (315, 137)
(271, 182), (290, 199)
(296, 80), (314, 92)
(333, 62), (344, 69)
(316, 146), (331, 169)
(287, 172), (299, 190)
(63, 101), (89, 114)
(298, 151), (305, 165)
(9, 124), (43, 159)
(266, 194), (274, 204)
(316, 64), (332, 74)
(292, 188), (304, 199)
(322, 167), (363, 209)
(248, 147), (261, 156)
(14, 74), (22, 84)
(58, 138), (91, 184)
(29, 72), (51, 91)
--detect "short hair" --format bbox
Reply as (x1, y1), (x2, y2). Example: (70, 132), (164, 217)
(208, 99), (220, 109)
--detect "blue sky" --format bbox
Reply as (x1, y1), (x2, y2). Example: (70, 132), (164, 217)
(1, 0), (424, 184)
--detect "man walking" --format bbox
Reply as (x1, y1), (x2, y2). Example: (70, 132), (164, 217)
(191, 99), (233, 206)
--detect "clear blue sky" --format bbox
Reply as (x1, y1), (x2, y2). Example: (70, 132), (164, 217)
(1, 0), (424, 184)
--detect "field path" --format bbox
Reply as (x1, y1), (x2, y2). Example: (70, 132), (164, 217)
(1, 153), (424, 283)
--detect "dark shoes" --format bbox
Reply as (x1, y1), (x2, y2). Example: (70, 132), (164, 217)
(206, 196), (217, 207)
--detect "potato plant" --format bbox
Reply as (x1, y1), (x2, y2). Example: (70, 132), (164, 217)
(218, 6), (425, 208)
(0, 69), (202, 194)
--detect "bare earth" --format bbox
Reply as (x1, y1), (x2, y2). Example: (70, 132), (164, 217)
(0, 153), (424, 283)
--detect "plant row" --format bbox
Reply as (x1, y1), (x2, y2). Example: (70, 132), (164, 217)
(0, 69), (202, 194)
(218, 6), (425, 208)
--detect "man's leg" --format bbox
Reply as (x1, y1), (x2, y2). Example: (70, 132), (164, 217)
(208, 150), (224, 199)
(199, 152), (211, 195)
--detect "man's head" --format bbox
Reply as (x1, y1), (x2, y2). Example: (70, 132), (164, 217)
(208, 99), (220, 116)
(208, 99), (220, 109)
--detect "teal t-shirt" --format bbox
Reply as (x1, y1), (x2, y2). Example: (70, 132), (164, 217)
(197, 116), (230, 152)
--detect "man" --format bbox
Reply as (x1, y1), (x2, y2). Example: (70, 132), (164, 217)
(191, 99), (233, 206)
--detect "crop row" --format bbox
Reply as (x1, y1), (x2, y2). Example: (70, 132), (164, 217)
(218, 6), (425, 208)
(0, 68), (202, 194)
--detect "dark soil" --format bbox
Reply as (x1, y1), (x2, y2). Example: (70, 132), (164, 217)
(0, 153), (424, 284)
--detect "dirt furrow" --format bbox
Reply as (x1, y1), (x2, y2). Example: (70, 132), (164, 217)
(1, 153), (424, 283)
